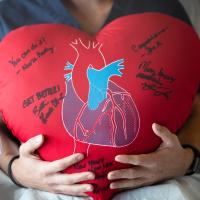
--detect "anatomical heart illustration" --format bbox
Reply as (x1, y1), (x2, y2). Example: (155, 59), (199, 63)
(62, 39), (140, 148)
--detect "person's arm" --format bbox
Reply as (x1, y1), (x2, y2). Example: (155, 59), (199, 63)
(0, 122), (19, 174)
(178, 93), (200, 149)
(107, 94), (200, 190)
(0, 120), (95, 196)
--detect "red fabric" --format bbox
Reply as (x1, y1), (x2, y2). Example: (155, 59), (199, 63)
(0, 13), (199, 200)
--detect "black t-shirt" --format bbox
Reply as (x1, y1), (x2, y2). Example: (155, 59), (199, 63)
(0, 0), (192, 40)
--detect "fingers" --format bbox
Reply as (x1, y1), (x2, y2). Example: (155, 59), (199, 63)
(53, 184), (93, 196)
(110, 178), (148, 190)
(65, 172), (95, 184)
(17, 135), (96, 197)
(19, 135), (44, 156)
(152, 123), (177, 147)
(108, 167), (145, 180)
(108, 124), (182, 191)
(49, 172), (95, 185)
(46, 153), (85, 173)
(115, 154), (154, 167)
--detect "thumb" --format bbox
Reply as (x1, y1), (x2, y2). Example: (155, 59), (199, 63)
(19, 135), (44, 156)
(152, 123), (174, 147)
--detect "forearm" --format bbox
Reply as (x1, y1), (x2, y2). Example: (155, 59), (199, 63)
(178, 93), (200, 150)
(0, 123), (19, 174)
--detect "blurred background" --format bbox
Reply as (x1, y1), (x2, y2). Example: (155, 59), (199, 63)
(179, 0), (200, 36)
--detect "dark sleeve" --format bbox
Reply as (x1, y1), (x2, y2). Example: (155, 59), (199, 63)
(107, 0), (192, 27)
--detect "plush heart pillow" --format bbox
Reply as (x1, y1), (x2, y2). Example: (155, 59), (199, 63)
(0, 13), (199, 200)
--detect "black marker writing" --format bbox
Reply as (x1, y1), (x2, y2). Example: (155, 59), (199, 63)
(131, 27), (168, 56)
(23, 85), (64, 124)
(136, 60), (175, 99)
(8, 36), (54, 74)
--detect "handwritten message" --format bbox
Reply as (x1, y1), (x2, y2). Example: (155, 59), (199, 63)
(23, 85), (64, 124)
(131, 27), (168, 57)
(136, 60), (175, 99)
(8, 36), (54, 74)
(73, 157), (114, 194)
(132, 27), (176, 98)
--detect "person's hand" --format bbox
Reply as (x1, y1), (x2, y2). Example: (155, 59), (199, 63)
(11, 135), (95, 196)
(107, 123), (194, 190)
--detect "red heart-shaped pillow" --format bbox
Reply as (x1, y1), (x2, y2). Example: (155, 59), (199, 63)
(0, 13), (199, 200)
